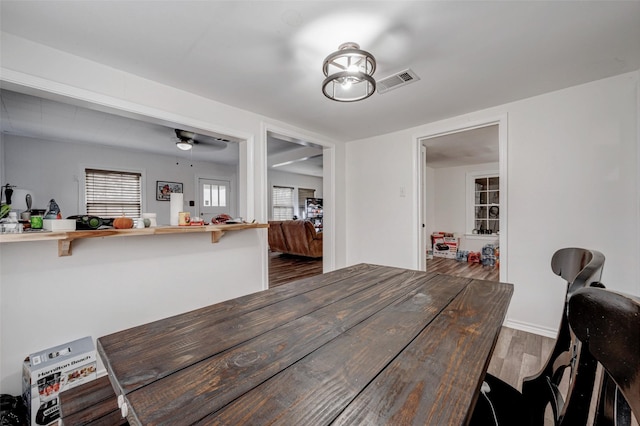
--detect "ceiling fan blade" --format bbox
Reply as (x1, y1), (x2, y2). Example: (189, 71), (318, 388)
(192, 136), (228, 150)
(174, 128), (227, 150)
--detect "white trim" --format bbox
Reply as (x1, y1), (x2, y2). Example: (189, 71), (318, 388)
(504, 319), (558, 339)
(262, 123), (337, 273)
(414, 114), (509, 281)
(637, 78), (640, 292)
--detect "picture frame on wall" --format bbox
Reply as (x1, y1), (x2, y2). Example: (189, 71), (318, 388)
(156, 181), (183, 201)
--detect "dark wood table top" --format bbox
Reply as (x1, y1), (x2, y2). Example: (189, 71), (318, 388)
(98, 263), (513, 425)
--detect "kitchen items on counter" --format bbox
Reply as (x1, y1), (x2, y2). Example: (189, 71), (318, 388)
(141, 213), (157, 227)
(45, 199), (61, 219)
(30, 216), (43, 229)
(170, 193), (183, 226)
(0, 212), (23, 233)
(178, 211), (191, 226)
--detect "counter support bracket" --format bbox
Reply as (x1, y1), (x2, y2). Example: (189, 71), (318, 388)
(211, 230), (225, 243)
(58, 239), (73, 257)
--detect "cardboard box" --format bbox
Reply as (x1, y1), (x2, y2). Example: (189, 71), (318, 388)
(433, 236), (459, 259)
(22, 337), (97, 426)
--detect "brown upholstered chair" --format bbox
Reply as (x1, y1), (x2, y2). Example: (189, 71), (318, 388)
(267, 220), (288, 254)
(268, 220), (322, 258)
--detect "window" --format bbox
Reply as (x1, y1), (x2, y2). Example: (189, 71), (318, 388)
(85, 168), (142, 218)
(467, 172), (499, 234)
(203, 183), (227, 207)
(272, 186), (294, 220)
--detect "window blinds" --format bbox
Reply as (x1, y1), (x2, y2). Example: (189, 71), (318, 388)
(85, 168), (142, 218)
(272, 186), (294, 220)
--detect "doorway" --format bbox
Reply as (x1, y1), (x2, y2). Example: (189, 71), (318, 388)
(417, 116), (508, 282)
(266, 130), (325, 287)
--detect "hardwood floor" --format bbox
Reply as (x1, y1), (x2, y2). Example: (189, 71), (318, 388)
(488, 327), (555, 391)
(268, 251), (323, 287)
(427, 256), (500, 281)
(269, 252), (498, 288)
(489, 327), (557, 425)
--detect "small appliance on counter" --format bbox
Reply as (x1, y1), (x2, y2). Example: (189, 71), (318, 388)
(67, 215), (104, 230)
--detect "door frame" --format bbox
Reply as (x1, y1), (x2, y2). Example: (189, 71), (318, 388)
(415, 114), (508, 282)
(262, 123), (336, 274)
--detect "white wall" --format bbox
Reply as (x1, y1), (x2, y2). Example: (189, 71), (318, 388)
(3, 135), (238, 224)
(267, 170), (323, 220)
(428, 162), (499, 238)
(0, 229), (265, 396)
(347, 71), (639, 336)
(0, 33), (345, 395)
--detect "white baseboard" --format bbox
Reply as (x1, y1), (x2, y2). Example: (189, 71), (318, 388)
(504, 319), (557, 339)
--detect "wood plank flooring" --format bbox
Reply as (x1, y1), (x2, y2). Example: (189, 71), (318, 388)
(488, 327), (555, 391)
(268, 251), (323, 287)
(269, 254), (499, 288)
(427, 256), (500, 281)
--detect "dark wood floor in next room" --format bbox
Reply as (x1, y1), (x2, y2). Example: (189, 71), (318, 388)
(269, 253), (499, 288)
(269, 251), (323, 288)
(427, 256), (500, 281)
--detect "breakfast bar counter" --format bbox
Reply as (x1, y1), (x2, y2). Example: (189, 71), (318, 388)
(0, 222), (268, 256)
(97, 263), (513, 425)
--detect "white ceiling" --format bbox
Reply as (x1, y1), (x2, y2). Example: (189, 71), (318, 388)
(424, 125), (498, 168)
(1, 1), (639, 168)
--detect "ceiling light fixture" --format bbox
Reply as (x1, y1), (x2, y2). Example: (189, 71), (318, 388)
(322, 42), (376, 102)
(176, 140), (193, 151)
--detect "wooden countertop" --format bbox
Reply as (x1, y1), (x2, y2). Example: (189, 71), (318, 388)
(0, 222), (268, 256)
(98, 263), (513, 425)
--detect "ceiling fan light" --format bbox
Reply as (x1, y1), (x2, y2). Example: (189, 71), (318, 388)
(176, 140), (193, 151)
(322, 42), (376, 102)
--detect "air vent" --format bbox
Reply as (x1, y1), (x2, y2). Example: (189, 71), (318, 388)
(377, 69), (420, 94)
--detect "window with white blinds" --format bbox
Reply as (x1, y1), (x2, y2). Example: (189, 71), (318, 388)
(85, 168), (142, 218)
(272, 186), (294, 220)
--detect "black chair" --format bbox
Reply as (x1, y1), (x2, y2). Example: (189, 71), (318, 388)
(567, 287), (640, 425)
(470, 247), (605, 426)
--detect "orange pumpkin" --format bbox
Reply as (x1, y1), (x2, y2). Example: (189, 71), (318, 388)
(113, 216), (134, 229)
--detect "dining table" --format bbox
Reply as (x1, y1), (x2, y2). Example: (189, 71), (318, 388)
(97, 263), (513, 425)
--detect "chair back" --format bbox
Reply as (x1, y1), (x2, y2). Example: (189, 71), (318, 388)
(551, 247), (606, 296)
(568, 287), (640, 425)
(522, 248), (605, 425)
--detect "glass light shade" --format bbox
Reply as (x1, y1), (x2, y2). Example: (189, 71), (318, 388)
(322, 42), (376, 102)
(176, 140), (193, 151)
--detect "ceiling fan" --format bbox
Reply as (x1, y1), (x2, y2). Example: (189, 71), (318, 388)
(174, 129), (229, 151)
